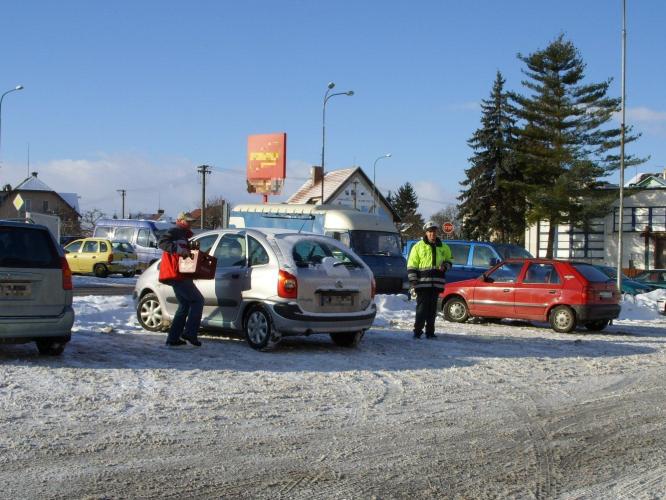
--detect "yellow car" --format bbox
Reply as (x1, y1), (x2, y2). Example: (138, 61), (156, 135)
(64, 238), (137, 278)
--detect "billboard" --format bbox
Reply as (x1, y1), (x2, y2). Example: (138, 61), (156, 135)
(247, 133), (287, 195)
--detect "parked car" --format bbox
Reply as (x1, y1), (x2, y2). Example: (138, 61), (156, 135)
(592, 264), (654, 295)
(438, 259), (620, 333)
(632, 269), (666, 290)
(0, 220), (74, 355)
(134, 228), (377, 350)
(64, 237), (137, 277)
(403, 239), (533, 283)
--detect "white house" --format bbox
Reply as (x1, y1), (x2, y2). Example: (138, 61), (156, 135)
(287, 166), (400, 223)
(525, 169), (666, 270)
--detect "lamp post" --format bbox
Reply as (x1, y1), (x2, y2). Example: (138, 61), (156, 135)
(320, 82), (354, 204)
(0, 85), (24, 166)
(372, 153), (391, 214)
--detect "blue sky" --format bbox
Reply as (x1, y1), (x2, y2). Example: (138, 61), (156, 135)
(1, 0), (664, 218)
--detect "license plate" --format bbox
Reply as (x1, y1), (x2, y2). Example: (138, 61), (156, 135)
(599, 291), (612, 299)
(0, 282), (32, 298)
(320, 294), (353, 306)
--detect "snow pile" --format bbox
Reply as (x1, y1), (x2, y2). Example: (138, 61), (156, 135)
(372, 294), (415, 327)
(619, 288), (666, 321)
(72, 296), (139, 334)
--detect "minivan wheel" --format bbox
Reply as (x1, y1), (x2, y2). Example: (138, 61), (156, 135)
(585, 319), (609, 332)
(122, 271), (135, 278)
(330, 331), (364, 348)
(36, 339), (67, 356)
(550, 305), (576, 333)
(137, 293), (165, 332)
(444, 297), (469, 323)
(244, 304), (279, 351)
(94, 263), (109, 278)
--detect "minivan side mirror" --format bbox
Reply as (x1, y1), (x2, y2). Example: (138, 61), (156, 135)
(149, 241), (157, 248)
(489, 258), (500, 267)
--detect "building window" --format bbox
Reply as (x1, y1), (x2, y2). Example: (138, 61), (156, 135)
(25, 199), (32, 211)
(43, 200), (49, 212)
(536, 219), (604, 259)
(613, 206), (666, 232)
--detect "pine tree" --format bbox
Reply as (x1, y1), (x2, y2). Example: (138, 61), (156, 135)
(511, 35), (643, 257)
(458, 71), (524, 243)
(391, 182), (425, 241)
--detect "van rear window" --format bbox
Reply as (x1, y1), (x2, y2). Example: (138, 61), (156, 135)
(0, 227), (60, 268)
(572, 263), (612, 283)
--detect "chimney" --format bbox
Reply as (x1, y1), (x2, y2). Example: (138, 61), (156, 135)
(311, 166), (323, 185)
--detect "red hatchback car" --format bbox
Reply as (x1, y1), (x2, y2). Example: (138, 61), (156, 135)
(438, 259), (621, 333)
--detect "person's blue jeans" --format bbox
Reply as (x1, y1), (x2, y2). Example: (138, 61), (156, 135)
(167, 280), (204, 343)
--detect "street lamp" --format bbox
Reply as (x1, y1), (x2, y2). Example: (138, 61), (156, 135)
(372, 153), (391, 214)
(0, 85), (24, 166)
(320, 82), (354, 204)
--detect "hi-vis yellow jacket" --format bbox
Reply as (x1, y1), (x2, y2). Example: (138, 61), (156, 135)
(407, 237), (453, 290)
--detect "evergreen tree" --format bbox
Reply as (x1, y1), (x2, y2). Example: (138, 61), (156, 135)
(458, 71), (524, 243)
(391, 182), (425, 241)
(511, 35), (643, 257)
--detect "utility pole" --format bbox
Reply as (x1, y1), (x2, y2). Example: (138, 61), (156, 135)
(117, 189), (126, 219)
(197, 165), (212, 230)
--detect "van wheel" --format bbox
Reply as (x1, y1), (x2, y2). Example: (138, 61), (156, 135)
(137, 293), (165, 332)
(36, 339), (67, 356)
(444, 297), (469, 323)
(330, 331), (364, 347)
(585, 319), (609, 331)
(244, 304), (280, 351)
(550, 306), (576, 333)
(122, 271), (135, 278)
(94, 263), (109, 278)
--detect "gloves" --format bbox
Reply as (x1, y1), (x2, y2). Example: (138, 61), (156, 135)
(176, 240), (191, 258)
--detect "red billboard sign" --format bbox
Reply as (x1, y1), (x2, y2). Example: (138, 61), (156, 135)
(247, 133), (287, 195)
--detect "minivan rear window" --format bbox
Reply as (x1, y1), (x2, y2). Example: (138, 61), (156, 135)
(572, 263), (612, 283)
(447, 243), (471, 265)
(495, 244), (533, 259)
(0, 227), (60, 268)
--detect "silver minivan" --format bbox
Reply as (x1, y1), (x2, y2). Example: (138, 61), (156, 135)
(133, 228), (377, 350)
(0, 220), (74, 355)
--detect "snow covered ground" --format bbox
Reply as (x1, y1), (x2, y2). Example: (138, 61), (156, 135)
(1, 291), (665, 498)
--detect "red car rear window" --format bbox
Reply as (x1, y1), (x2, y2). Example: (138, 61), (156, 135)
(572, 263), (612, 283)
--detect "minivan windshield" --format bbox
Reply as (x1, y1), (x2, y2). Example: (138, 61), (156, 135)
(349, 231), (402, 257)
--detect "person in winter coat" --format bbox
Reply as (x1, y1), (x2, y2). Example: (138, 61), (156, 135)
(407, 221), (453, 339)
(158, 212), (204, 347)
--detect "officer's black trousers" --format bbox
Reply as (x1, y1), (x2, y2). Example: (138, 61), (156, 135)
(414, 287), (441, 336)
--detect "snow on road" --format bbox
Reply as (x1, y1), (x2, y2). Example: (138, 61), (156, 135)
(1, 291), (665, 498)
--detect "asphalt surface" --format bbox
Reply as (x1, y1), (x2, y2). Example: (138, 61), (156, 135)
(73, 284), (134, 296)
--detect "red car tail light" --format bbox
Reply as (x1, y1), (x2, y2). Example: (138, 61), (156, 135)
(278, 269), (298, 298)
(108, 253), (114, 263)
(61, 257), (73, 290)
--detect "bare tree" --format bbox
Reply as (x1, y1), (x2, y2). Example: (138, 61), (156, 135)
(80, 208), (107, 236)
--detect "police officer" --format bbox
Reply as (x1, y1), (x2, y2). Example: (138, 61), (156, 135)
(407, 221), (453, 339)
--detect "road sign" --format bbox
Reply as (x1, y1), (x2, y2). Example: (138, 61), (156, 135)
(442, 221), (454, 234)
(13, 194), (24, 211)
